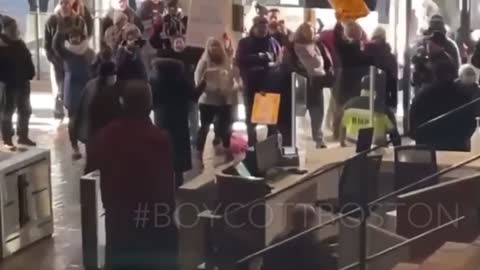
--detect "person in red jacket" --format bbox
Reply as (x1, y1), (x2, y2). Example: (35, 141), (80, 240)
(87, 80), (178, 270)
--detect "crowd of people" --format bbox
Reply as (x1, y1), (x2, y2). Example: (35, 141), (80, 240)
(2, 0), (480, 269)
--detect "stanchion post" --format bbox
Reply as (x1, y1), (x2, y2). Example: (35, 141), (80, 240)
(369, 66), (376, 128)
(35, 0), (41, 80)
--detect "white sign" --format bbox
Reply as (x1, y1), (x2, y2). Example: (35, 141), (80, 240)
(186, 0), (228, 48)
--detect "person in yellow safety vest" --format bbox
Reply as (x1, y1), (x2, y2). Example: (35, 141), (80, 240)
(339, 88), (398, 147)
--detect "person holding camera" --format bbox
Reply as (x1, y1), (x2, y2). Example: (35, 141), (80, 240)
(116, 24), (148, 81)
(236, 16), (281, 146)
(412, 15), (461, 89)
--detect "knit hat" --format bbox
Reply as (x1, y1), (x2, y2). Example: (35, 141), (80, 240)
(99, 61), (117, 77)
(428, 14), (446, 34)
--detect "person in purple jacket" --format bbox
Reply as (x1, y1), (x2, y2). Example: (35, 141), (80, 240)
(236, 16), (281, 146)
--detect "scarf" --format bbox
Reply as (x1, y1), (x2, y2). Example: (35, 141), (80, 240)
(65, 40), (89, 55)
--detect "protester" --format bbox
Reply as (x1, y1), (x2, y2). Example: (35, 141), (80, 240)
(339, 79), (398, 147)
(364, 26), (398, 109)
(263, 204), (337, 270)
(0, 17), (36, 148)
(150, 58), (193, 186)
(74, 61), (119, 149)
(456, 64), (480, 115)
(267, 9), (290, 46)
(53, 27), (95, 159)
(194, 37), (235, 164)
(410, 54), (476, 151)
(332, 21), (371, 139)
(413, 16), (461, 88)
(87, 80), (177, 270)
(236, 16), (281, 146)
(83, 64), (122, 174)
(293, 23), (327, 148)
(71, 0), (94, 37)
(115, 24), (148, 81)
(101, 0), (144, 45)
(163, 2), (184, 36)
(317, 20), (338, 133)
(45, 0), (87, 120)
(104, 11), (129, 53)
(137, 0), (165, 34)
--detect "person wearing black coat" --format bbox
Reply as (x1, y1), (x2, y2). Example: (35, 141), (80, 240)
(332, 21), (372, 139)
(150, 58), (193, 187)
(410, 52), (476, 152)
(0, 18), (36, 148)
(364, 26), (398, 110)
(236, 16), (282, 146)
(115, 24), (148, 81)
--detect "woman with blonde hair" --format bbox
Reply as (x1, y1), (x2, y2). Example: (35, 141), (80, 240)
(71, 0), (94, 37)
(293, 22), (327, 148)
(194, 37), (236, 163)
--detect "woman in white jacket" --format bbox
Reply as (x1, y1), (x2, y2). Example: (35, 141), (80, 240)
(194, 37), (235, 162)
(293, 22), (327, 148)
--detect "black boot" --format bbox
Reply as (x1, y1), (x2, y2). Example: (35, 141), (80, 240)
(18, 137), (37, 147)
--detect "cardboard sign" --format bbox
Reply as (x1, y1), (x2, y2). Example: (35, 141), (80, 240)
(329, 0), (370, 21)
(186, 0), (228, 48)
(251, 93), (281, 125)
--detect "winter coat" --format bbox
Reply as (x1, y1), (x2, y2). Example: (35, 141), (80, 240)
(0, 37), (8, 90)
(54, 33), (94, 113)
(293, 42), (328, 107)
(333, 22), (372, 105)
(86, 116), (177, 269)
(194, 55), (235, 106)
(150, 58), (193, 173)
(74, 78), (121, 144)
(101, 8), (144, 46)
(236, 35), (281, 97)
(410, 80), (476, 151)
(137, 0), (165, 24)
(44, 14), (87, 65)
(364, 40), (398, 109)
(0, 36), (35, 89)
(115, 46), (148, 81)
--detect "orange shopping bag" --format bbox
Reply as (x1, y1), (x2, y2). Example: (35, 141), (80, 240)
(251, 92), (281, 125)
(329, 0), (370, 21)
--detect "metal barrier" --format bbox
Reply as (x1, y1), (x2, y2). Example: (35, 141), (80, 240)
(80, 171), (105, 270)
